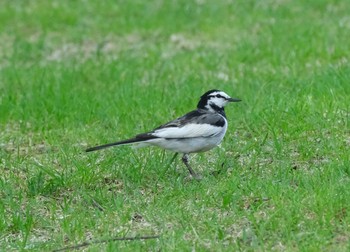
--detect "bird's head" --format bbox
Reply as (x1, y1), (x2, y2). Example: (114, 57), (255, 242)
(197, 89), (241, 112)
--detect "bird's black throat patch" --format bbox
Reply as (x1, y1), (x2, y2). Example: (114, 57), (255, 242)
(209, 103), (226, 118)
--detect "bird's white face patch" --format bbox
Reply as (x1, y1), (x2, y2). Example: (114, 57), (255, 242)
(205, 91), (232, 110)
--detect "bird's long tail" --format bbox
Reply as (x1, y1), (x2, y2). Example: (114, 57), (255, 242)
(86, 134), (157, 152)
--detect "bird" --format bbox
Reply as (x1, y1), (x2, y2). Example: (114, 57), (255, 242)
(86, 89), (241, 179)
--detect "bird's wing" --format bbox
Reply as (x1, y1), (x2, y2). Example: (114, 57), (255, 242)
(140, 109), (226, 139)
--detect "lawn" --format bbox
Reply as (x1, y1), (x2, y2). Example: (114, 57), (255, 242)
(1, 0), (350, 251)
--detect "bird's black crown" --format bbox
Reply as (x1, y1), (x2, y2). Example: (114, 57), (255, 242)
(197, 90), (220, 109)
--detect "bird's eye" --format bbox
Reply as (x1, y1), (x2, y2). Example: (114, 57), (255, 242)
(216, 94), (222, 98)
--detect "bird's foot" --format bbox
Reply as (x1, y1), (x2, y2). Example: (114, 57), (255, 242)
(191, 173), (203, 181)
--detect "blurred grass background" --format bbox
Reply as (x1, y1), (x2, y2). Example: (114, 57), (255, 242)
(1, 0), (349, 250)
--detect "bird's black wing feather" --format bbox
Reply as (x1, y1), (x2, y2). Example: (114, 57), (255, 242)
(153, 109), (225, 129)
(86, 109), (225, 152)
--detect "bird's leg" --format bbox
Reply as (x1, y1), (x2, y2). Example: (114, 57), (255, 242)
(182, 154), (201, 180)
(169, 152), (179, 165)
(165, 152), (178, 171)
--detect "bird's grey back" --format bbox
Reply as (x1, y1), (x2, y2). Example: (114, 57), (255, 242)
(155, 109), (226, 129)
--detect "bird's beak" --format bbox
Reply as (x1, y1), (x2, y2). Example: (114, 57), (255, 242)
(228, 97), (241, 102)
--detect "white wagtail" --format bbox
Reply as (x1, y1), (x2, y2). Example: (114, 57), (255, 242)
(86, 90), (241, 179)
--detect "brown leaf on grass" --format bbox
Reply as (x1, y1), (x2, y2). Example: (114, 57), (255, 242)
(335, 208), (347, 222)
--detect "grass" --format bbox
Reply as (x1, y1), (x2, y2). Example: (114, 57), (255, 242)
(1, 0), (350, 250)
